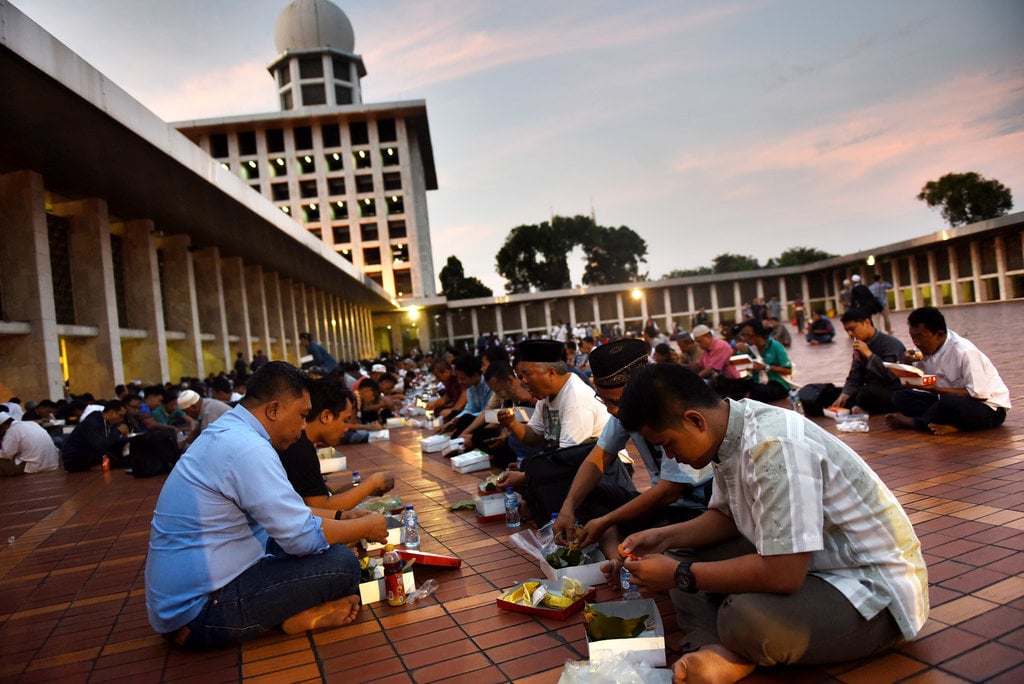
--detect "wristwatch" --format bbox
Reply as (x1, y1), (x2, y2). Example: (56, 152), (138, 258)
(674, 561), (697, 593)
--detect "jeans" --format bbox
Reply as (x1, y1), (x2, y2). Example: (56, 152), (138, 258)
(174, 544), (360, 648)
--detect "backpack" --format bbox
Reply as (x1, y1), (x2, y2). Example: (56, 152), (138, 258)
(522, 440), (636, 523)
(797, 383), (842, 417)
(128, 432), (180, 477)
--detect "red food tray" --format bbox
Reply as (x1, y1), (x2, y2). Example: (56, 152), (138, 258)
(396, 549), (462, 568)
(477, 512), (505, 524)
(496, 580), (596, 620)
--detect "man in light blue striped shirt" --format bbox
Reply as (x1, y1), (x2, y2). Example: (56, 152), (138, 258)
(616, 364), (928, 684)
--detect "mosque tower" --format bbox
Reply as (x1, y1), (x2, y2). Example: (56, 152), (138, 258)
(267, 0), (366, 109)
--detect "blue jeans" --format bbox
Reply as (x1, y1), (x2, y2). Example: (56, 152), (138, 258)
(173, 544), (360, 648)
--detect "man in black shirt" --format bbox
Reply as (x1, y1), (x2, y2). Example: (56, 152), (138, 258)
(61, 400), (128, 472)
(277, 379), (395, 513)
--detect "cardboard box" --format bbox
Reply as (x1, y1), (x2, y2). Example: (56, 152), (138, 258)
(358, 568), (415, 604)
(484, 407), (534, 423)
(451, 450), (490, 474)
(396, 549), (462, 568)
(319, 456), (347, 474)
(822, 407), (850, 420)
(420, 435), (450, 452)
(496, 579), (596, 620)
(586, 599), (666, 667)
(884, 363), (938, 387)
(541, 548), (607, 586)
(367, 429), (390, 442)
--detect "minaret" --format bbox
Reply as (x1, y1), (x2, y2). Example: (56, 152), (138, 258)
(267, 0), (366, 110)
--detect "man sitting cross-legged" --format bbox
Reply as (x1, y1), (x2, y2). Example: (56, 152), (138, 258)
(885, 306), (1010, 435)
(829, 308), (905, 415)
(145, 362), (387, 649)
(615, 364), (928, 684)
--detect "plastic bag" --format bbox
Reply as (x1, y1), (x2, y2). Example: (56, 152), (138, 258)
(558, 655), (671, 683)
(836, 414), (869, 433)
(406, 578), (438, 604)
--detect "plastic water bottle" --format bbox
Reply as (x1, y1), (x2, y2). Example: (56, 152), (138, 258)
(505, 487), (521, 529)
(620, 565), (642, 600)
(351, 471), (362, 486)
(401, 505), (420, 548)
(789, 388), (804, 415)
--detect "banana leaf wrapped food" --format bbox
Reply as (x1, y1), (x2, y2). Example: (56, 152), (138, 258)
(582, 603), (650, 642)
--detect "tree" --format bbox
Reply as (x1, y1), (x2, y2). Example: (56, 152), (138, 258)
(581, 224), (648, 285)
(771, 246), (836, 267)
(438, 256), (493, 300)
(495, 215), (647, 293)
(917, 172), (1013, 227)
(662, 266), (713, 279)
(712, 253), (761, 273)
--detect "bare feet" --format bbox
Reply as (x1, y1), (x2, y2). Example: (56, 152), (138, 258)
(884, 413), (914, 430)
(850, 406), (866, 415)
(281, 595), (361, 634)
(673, 644), (756, 684)
(929, 423), (960, 435)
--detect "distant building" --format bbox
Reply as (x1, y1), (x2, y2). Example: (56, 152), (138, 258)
(175, 0), (438, 302)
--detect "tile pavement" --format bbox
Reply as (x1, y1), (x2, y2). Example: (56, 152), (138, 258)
(1, 302), (1022, 682)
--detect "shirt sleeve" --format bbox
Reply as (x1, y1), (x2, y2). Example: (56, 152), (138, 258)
(746, 438), (825, 556)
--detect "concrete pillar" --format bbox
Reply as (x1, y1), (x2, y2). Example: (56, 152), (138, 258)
(0, 170), (63, 401)
(446, 310), (455, 345)
(994, 235), (1009, 302)
(947, 245), (960, 306)
(220, 256), (252, 370)
(543, 300), (552, 335)
(907, 256), (922, 309)
(732, 281), (742, 321)
(470, 308), (480, 346)
(280, 277), (298, 364)
(264, 272), (286, 362)
(156, 232), (202, 380)
(245, 264), (270, 362)
(591, 296), (600, 334)
(663, 289), (673, 331)
(52, 197), (124, 396)
(615, 293), (625, 334)
(192, 246), (230, 374)
(969, 242), (983, 303)
(519, 304), (528, 339)
(926, 251), (939, 307)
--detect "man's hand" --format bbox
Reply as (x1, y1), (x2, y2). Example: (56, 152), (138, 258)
(599, 557), (622, 587)
(461, 433), (474, 450)
(829, 393), (850, 410)
(368, 471), (395, 496)
(117, 424), (129, 436)
(625, 554), (679, 591)
(361, 513), (389, 543)
(575, 516), (610, 550)
(496, 469), (527, 490)
(496, 408), (516, 429)
(552, 511), (577, 546)
(852, 339), (872, 359)
(339, 509), (373, 520)
(620, 528), (668, 557)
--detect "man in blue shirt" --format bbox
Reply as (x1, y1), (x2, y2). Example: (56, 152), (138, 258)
(145, 362), (386, 649)
(442, 355), (493, 438)
(299, 332), (339, 375)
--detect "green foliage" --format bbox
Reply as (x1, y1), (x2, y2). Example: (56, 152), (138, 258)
(917, 172), (1013, 227)
(495, 215), (647, 293)
(438, 256), (493, 300)
(772, 246), (836, 267)
(662, 266), (713, 279)
(712, 253), (761, 273)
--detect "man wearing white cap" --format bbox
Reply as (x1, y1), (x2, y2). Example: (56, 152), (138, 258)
(179, 390), (232, 439)
(692, 325), (739, 383)
(0, 411), (59, 475)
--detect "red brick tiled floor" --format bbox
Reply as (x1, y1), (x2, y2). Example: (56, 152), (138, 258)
(1, 302), (1022, 682)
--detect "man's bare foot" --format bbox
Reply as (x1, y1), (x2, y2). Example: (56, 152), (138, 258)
(672, 644), (756, 684)
(281, 595), (361, 634)
(885, 413), (914, 430)
(850, 406), (866, 415)
(929, 423), (960, 435)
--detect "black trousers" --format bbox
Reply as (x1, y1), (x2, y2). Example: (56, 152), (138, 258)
(892, 389), (1006, 432)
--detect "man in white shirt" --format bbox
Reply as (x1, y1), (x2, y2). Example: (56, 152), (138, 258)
(0, 411), (59, 475)
(886, 306), (1010, 434)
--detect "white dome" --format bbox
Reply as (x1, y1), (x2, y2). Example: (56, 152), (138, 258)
(274, 0), (355, 54)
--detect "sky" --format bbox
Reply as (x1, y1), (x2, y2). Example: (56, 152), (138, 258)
(12, 0), (1024, 294)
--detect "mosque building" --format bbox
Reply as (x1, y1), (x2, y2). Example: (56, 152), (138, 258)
(175, 0), (439, 305)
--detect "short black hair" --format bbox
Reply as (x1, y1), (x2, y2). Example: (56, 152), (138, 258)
(358, 378), (381, 394)
(840, 308), (872, 324)
(299, 332), (312, 340)
(618, 364), (720, 433)
(485, 362), (515, 384)
(143, 385), (165, 399)
(654, 342), (672, 356)
(907, 306), (946, 334)
(211, 376), (233, 394)
(102, 399), (125, 413)
(242, 361), (309, 406)
(309, 378), (354, 418)
(739, 318), (765, 339)
(454, 355), (483, 377)
(482, 345), (509, 365)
